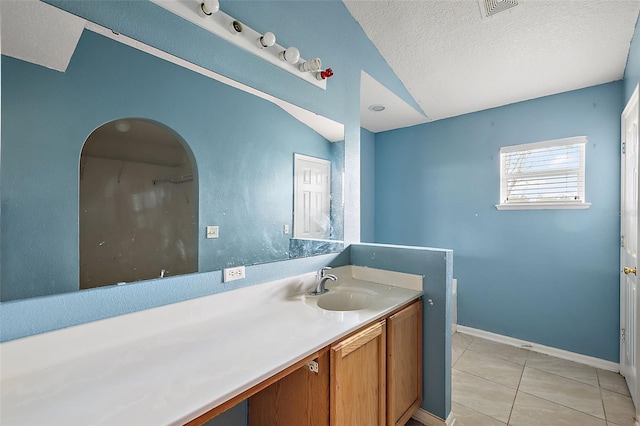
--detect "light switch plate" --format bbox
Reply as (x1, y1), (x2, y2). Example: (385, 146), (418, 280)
(206, 226), (219, 239)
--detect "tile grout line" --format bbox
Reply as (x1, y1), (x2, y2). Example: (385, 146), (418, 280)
(454, 333), (521, 425)
(451, 334), (481, 423)
(453, 348), (527, 391)
(451, 365), (521, 394)
(453, 333), (615, 425)
(515, 389), (610, 424)
(452, 334), (473, 368)
(511, 347), (607, 425)
(515, 353), (609, 423)
(454, 334), (515, 425)
(521, 349), (607, 423)
(505, 345), (532, 425)
(596, 368), (609, 424)
(597, 367), (634, 396)
(452, 399), (510, 425)
(524, 364), (601, 389)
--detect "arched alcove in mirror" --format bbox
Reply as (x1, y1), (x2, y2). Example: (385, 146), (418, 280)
(79, 118), (198, 289)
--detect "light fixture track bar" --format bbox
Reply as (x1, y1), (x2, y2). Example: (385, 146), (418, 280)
(149, 0), (326, 90)
(84, 21), (343, 142)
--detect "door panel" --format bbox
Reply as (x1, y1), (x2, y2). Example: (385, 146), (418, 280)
(248, 350), (329, 426)
(330, 321), (386, 426)
(294, 154), (331, 239)
(387, 301), (422, 426)
(621, 84), (640, 410)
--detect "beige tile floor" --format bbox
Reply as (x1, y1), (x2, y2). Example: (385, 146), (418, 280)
(451, 332), (637, 426)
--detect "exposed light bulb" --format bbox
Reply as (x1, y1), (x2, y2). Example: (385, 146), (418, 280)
(114, 120), (131, 132)
(298, 58), (322, 72)
(199, 0), (219, 16)
(257, 32), (276, 49)
(279, 47), (300, 65)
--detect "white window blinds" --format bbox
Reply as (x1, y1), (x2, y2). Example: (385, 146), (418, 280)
(498, 136), (589, 210)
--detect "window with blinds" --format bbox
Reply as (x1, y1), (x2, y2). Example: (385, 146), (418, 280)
(496, 136), (591, 210)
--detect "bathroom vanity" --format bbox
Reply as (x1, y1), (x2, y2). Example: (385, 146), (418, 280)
(246, 299), (422, 426)
(0, 266), (423, 425)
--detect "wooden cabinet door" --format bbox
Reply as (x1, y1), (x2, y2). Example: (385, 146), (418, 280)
(330, 320), (386, 426)
(387, 300), (423, 426)
(248, 349), (330, 426)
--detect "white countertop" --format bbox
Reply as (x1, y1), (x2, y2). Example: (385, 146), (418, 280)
(0, 266), (422, 425)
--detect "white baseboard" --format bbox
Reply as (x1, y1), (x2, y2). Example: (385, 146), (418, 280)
(412, 408), (456, 426)
(456, 325), (619, 372)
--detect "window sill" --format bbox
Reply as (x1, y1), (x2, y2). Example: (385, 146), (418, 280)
(495, 202), (591, 211)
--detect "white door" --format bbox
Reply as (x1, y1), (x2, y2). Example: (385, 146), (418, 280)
(621, 84), (640, 412)
(293, 154), (330, 239)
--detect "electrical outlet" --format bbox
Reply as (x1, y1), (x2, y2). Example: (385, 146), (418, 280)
(206, 226), (219, 239)
(223, 266), (245, 282)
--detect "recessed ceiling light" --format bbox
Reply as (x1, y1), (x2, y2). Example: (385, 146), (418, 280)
(368, 104), (385, 112)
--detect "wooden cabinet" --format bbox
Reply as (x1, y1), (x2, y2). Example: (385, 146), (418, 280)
(387, 300), (423, 426)
(330, 320), (386, 426)
(246, 299), (422, 426)
(248, 349), (330, 426)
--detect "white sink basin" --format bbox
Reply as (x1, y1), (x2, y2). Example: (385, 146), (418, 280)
(305, 287), (376, 312)
(317, 290), (373, 311)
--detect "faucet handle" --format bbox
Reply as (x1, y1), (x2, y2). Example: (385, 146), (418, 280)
(318, 266), (332, 278)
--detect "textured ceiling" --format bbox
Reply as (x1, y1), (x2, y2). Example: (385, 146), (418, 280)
(346, 0), (640, 126)
(360, 71), (428, 132)
(0, 0), (85, 72)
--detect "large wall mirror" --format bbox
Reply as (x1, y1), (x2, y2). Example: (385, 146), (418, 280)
(0, 2), (344, 302)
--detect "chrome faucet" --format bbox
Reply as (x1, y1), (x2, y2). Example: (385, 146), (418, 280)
(309, 267), (337, 296)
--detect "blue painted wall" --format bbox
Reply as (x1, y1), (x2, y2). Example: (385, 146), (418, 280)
(624, 13), (640, 104)
(1, 31), (335, 301)
(40, 0), (421, 246)
(42, 0), (421, 123)
(0, 250), (350, 342)
(360, 128), (376, 242)
(350, 243), (453, 420)
(374, 82), (623, 362)
(204, 401), (246, 426)
(0, 6), (450, 425)
(0, 0), (409, 339)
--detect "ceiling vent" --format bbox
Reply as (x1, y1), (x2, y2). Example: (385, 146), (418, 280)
(479, 0), (519, 18)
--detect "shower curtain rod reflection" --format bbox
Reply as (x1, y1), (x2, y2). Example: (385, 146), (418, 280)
(82, 154), (183, 168)
(152, 174), (194, 185)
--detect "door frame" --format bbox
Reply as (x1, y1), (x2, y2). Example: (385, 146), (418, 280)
(621, 83), (640, 424)
(293, 153), (331, 239)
